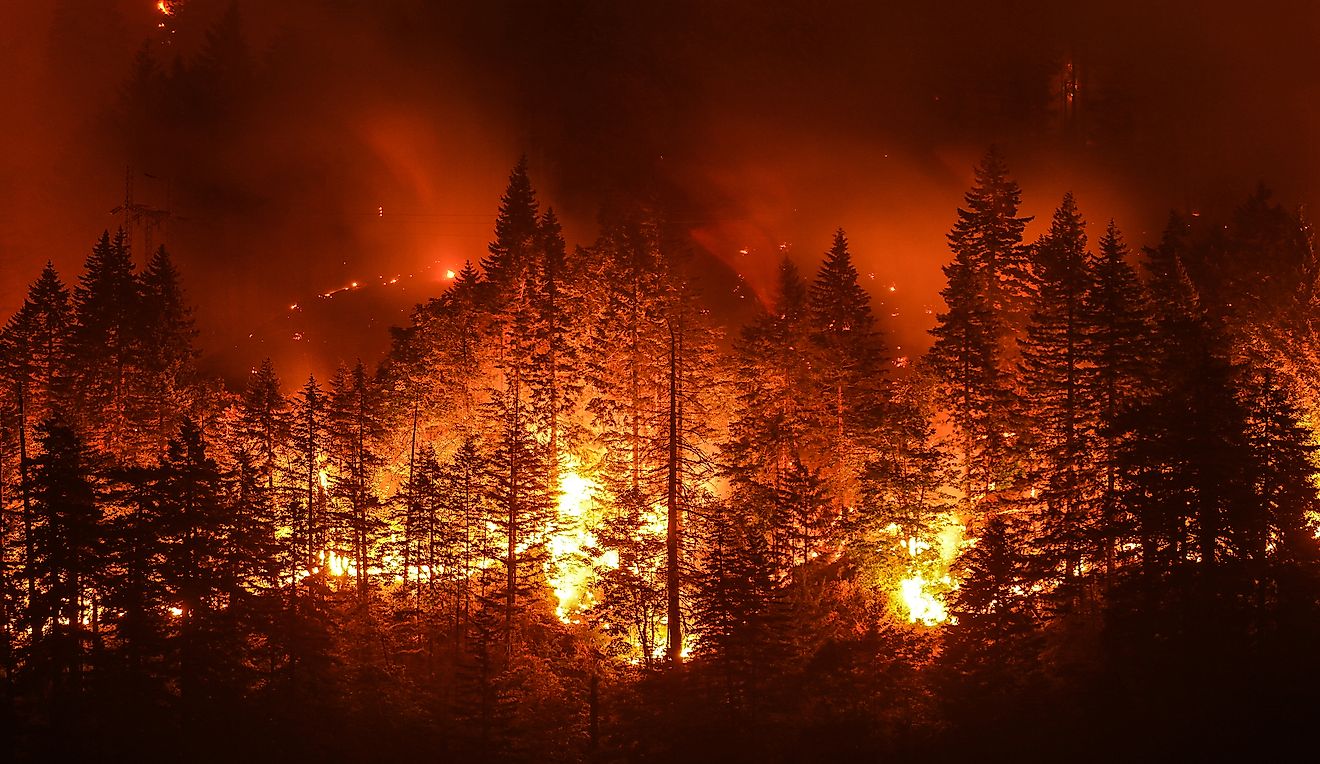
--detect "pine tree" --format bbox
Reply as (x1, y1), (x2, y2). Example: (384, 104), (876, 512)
(99, 463), (171, 725)
(1084, 222), (1152, 575)
(807, 229), (889, 517)
(723, 257), (825, 572)
(941, 515), (1040, 723)
(72, 230), (141, 459)
(436, 436), (490, 651)
(929, 150), (1033, 508)
(483, 386), (555, 655)
(948, 148), (1035, 326)
(0, 262), (75, 426)
(656, 245), (721, 665)
(1239, 367), (1319, 566)
(24, 417), (102, 734)
(155, 419), (267, 725)
(853, 378), (954, 614)
(482, 157), (540, 305)
(137, 246), (199, 456)
(527, 208), (584, 485)
(693, 499), (784, 716)
(236, 358), (288, 496)
(1018, 193), (1096, 580)
(583, 202), (665, 502)
(290, 375), (328, 573)
(327, 362), (385, 600)
(593, 486), (666, 665)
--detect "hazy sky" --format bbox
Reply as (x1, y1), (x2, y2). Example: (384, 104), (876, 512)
(2, 0), (1317, 384)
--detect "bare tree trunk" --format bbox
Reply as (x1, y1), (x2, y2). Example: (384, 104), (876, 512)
(666, 319), (682, 665)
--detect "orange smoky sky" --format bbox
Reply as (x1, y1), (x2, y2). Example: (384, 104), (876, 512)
(1, 0), (1317, 386)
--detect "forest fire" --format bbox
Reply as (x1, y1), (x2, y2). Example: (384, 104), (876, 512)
(4, 2), (1320, 761)
(548, 462), (603, 622)
(899, 573), (948, 626)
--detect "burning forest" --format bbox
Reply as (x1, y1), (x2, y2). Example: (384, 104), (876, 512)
(3, 1), (1320, 762)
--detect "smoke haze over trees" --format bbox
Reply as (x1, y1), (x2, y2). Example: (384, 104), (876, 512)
(3, 2), (1320, 761)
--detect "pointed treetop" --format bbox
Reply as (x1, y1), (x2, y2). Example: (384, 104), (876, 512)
(484, 157), (540, 285)
(1034, 193), (1089, 275)
(773, 256), (809, 322)
(810, 227), (874, 336)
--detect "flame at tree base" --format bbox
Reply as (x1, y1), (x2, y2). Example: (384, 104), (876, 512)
(899, 573), (949, 626)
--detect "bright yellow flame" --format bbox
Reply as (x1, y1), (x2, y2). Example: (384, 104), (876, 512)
(547, 462), (600, 622)
(322, 550), (353, 577)
(899, 573), (947, 625)
(156, 1), (173, 15)
(445, 269), (456, 279)
(318, 469), (329, 490)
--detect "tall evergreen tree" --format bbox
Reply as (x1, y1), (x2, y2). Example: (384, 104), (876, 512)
(482, 386), (555, 655)
(137, 246), (199, 456)
(929, 150), (1033, 509)
(808, 229), (889, 516)
(72, 230), (141, 459)
(1018, 194), (1096, 580)
(0, 262), (75, 426)
(24, 417), (101, 736)
(327, 362), (385, 600)
(1084, 222), (1152, 575)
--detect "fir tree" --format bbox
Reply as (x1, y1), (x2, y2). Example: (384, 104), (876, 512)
(25, 417), (102, 734)
(327, 361), (385, 600)
(941, 515), (1040, 725)
(0, 262), (75, 426)
(1084, 222), (1152, 575)
(929, 151), (1032, 507)
(290, 375), (328, 572)
(483, 386), (555, 655)
(72, 230), (141, 459)
(236, 358), (288, 496)
(137, 246), (199, 456)
(807, 229), (889, 516)
(482, 157), (540, 304)
(1018, 193), (1096, 580)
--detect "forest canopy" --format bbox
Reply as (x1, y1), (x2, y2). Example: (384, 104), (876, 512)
(2, 150), (1320, 761)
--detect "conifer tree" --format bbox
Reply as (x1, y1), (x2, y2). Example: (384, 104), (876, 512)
(72, 230), (141, 459)
(929, 150), (1033, 507)
(693, 500), (784, 713)
(437, 436), (490, 649)
(99, 463), (171, 719)
(236, 358), (288, 496)
(528, 208), (584, 484)
(25, 417), (101, 728)
(807, 230), (889, 516)
(483, 386), (555, 655)
(657, 246), (721, 665)
(482, 157), (540, 306)
(1084, 222), (1152, 574)
(290, 375), (328, 573)
(853, 379), (954, 605)
(154, 419), (261, 722)
(723, 259), (818, 516)
(327, 362), (385, 600)
(941, 515), (1040, 718)
(1018, 194), (1096, 579)
(0, 263), (75, 427)
(137, 246), (199, 455)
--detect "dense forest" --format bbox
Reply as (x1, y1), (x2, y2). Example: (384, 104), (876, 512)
(3, 151), (1320, 761)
